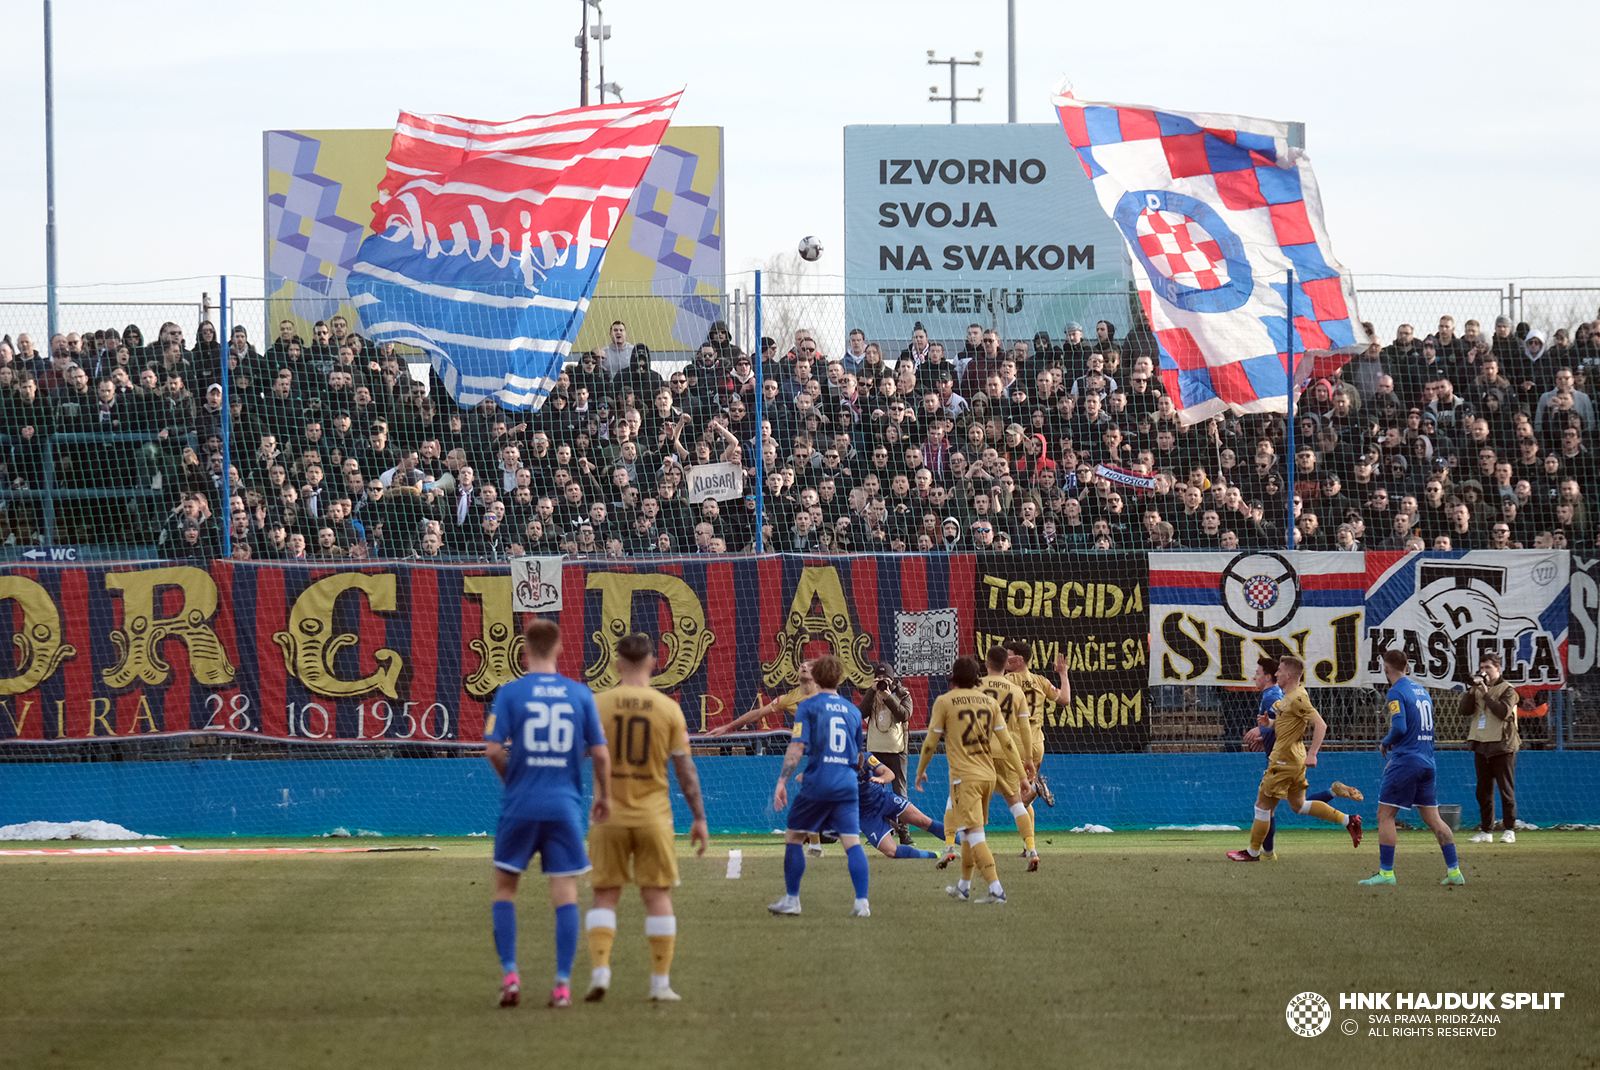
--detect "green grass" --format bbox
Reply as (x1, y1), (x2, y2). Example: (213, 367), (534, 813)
(2, 830), (1597, 1070)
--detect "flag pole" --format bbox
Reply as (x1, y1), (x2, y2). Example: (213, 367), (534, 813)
(220, 275), (231, 560)
(1284, 268), (1296, 551)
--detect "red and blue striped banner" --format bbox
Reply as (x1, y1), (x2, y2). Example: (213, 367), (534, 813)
(0, 555), (972, 743)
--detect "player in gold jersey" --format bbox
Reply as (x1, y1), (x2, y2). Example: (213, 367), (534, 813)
(711, 659), (815, 735)
(976, 646), (1042, 871)
(585, 634), (709, 1003)
(707, 659), (826, 856)
(1006, 640), (1069, 811)
(1226, 655), (1362, 862)
(916, 656), (1024, 904)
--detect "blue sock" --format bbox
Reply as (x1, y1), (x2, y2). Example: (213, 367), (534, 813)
(1309, 789), (1333, 803)
(1442, 843), (1458, 870)
(1379, 843), (1395, 871)
(1262, 813), (1276, 853)
(845, 844), (870, 898)
(894, 844), (937, 859)
(492, 900), (518, 975)
(553, 903), (579, 983)
(928, 820), (945, 841)
(784, 842), (805, 896)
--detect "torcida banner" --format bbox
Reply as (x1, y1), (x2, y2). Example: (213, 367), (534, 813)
(0, 555), (974, 743)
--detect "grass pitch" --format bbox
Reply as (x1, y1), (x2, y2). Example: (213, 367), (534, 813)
(1, 830), (1596, 1070)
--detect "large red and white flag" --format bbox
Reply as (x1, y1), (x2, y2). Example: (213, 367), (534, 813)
(348, 93), (682, 409)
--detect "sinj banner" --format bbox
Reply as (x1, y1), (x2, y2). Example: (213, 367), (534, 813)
(1150, 551), (1366, 687)
(843, 124), (1129, 346)
(973, 553), (1149, 752)
(1150, 550), (1568, 690)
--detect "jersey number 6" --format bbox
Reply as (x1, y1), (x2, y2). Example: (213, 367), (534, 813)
(828, 716), (848, 753)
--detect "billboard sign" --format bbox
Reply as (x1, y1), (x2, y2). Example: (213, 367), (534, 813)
(844, 124), (1131, 347)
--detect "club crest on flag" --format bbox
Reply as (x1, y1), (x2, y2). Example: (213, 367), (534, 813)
(1115, 191), (1251, 313)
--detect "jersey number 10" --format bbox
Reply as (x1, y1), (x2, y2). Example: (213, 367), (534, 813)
(612, 715), (653, 766)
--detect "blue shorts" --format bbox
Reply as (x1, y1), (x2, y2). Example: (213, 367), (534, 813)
(788, 792), (861, 837)
(1379, 763), (1438, 810)
(493, 814), (591, 876)
(858, 784), (911, 846)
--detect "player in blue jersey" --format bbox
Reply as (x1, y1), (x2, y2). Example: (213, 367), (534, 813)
(768, 654), (873, 917)
(1359, 648), (1464, 886)
(484, 619), (612, 1009)
(1243, 656), (1363, 860)
(859, 754), (946, 859)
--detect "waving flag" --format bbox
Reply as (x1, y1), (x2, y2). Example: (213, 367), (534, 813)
(347, 93), (681, 409)
(1053, 94), (1363, 424)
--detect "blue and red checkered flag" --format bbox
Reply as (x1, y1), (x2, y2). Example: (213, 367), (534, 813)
(1053, 93), (1365, 424)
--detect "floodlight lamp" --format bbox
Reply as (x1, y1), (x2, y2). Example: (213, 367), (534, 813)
(927, 50), (935, 57)
(974, 50), (983, 59)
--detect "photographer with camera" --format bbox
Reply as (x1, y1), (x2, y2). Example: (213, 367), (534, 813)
(861, 662), (914, 842)
(1461, 653), (1521, 843)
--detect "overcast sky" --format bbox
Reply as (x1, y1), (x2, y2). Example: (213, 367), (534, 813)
(1, 0), (1595, 297)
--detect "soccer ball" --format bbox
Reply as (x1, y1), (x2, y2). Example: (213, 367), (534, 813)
(797, 235), (823, 262)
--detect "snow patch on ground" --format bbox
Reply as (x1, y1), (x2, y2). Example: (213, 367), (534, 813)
(0, 820), (159, 841)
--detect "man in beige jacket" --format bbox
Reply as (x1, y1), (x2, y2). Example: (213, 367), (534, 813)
(1461, 653), (1521, 843)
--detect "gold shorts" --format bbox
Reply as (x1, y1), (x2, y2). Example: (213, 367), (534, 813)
(588, 820), (679, 888)
(1029, 738), (1044, 767)
(1259, 763), (1309, 801)
(993, 759), (1022, 800)
(947, 778), (996, 831)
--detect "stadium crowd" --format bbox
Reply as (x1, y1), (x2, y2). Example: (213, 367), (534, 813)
(1, 306), (1599, 560)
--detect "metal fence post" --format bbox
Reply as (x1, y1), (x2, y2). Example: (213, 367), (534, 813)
(220, 275), (231, 560)
(1285, 269), (1296, 550)
(41, 434), (56, 545)
(751, 271), (764, 553)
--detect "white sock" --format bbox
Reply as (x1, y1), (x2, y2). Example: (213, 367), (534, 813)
(1247, 847), (1260, 857)
(1340, 814), (1350, 826)
(957, 878), (971, 891)
(989, 880), (1004, 895)
(651, 973), (671, 991)
(591, 966), (611, 986)
(854, 897), (869, 911)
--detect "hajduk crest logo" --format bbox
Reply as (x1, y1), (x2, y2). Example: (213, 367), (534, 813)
(1285, 991), (1332, 1037)
(1221, 552), (1302, 634)
(1112, 190), (1252, 315)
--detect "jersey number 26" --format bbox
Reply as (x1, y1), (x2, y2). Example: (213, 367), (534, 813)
(523, 701), (574, 753)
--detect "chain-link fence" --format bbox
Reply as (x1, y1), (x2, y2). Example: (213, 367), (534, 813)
(1148, 682), (1596, 754)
